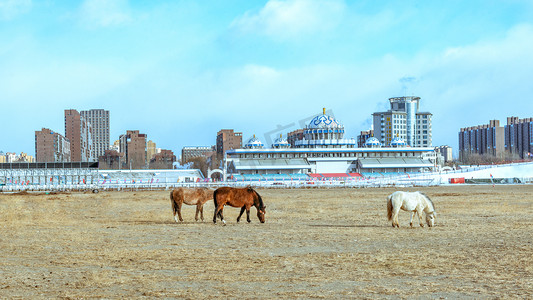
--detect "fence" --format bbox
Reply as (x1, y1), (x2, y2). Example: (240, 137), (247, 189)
(2, 163), (533, 192)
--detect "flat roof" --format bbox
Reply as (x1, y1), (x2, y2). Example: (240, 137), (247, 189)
(227, 147), (434, 154)
(0, 162), (99, 169)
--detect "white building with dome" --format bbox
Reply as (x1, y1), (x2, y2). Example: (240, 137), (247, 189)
(272, 135), (291, 149)
(295, 108), (357, 148)
(390, 136), (408, 147)
(224, 109), (439, 181)
(244, 135), (264, 149)
(364, 137), (382, 148)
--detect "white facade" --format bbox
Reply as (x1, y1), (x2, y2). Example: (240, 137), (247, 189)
(81, 109), (110, 161)
(224, 109), (438, 180)
(373, 97), (433, 147)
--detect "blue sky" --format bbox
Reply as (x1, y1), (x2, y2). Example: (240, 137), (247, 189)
(1, 0), (533, 158)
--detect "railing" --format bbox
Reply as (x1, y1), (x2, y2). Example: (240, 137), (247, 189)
(2, 161), (532, 192)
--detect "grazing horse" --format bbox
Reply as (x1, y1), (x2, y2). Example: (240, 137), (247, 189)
(170, 187), (214, 222)
(387, 191), (436, 228)
(213, 186), (266, 225)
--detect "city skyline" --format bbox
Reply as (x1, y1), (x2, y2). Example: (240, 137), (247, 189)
(1, 1), (533, 156)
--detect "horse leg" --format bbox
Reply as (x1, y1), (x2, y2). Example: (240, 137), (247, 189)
(219, 208), (226, 225)
(200, 204), (204, 221)
(410, 212), (415, 227)
(213, 205), (220, 224)
(195, 204), (200, 222)
(392, 208), (400, 228)
(172, 202), (179, 223)
(177, 202), (183, 222)
(246, 206), (251, 223)
(213, 205), (226, 225)
(418, 210), (424, 227)
(237, 206), (245, 223)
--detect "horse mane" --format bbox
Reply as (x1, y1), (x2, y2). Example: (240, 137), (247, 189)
(418, 192), (435, 211)
(252, 189), (265, 210)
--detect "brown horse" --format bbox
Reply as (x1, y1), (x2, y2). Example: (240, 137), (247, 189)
(213, 186), (266, 225)
(170, 187), (214, 222)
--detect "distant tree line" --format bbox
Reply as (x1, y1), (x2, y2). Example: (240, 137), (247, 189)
(459, 151), (524, 165)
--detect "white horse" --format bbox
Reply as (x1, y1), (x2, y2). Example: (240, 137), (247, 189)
(387, 191), (436, 228)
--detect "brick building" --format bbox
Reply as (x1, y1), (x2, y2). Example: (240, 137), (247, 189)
(149, 149), (176, 169)
(65, 109), (93, 162)
(287, 129), (304, 148)
(35, 128), (71, 162)
(98, 150), (125, 170)
(216, 129), (242, 159)
(182, 146), (215, 163)
(119, 130), (147, 169)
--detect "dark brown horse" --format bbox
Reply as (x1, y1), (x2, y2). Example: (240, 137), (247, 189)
(170, 187), (214, 222)
(213, 186), (266, 225)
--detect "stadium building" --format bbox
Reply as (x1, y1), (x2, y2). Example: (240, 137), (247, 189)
(224, 109), (438, 181)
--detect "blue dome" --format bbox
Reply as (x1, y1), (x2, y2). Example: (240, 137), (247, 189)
(272, 135), (290, 148)
(245, 135), (264, 149)
(365, 137), (381, 148)
(308, 112), (342, 129)
(390, 137), (407, 147)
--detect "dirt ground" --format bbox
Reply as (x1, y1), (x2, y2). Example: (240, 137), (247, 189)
(1, 185), (532, 299)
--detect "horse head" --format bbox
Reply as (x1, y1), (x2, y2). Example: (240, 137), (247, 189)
(426, 211), (436, 227)
(257, 205), (266, 223)
(252, 188), (266, 223)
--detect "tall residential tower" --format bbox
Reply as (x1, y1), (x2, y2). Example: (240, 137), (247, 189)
(80, 109), (110, 161)
(372, 96), (432, 147)
(65, 109), (93, 162)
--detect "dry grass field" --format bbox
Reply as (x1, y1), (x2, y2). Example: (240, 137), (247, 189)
(1, 185), (532, 299)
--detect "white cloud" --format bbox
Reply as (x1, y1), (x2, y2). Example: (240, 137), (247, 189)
(406, 24), (533, 148)
(231, 0), (346, 40)
(195, 24), (533, 150)
(0, 0), (31, 21)
(79, 0), (131, 28)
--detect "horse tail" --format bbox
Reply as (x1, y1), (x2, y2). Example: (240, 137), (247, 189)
(170, 190), (177, 215)
(213, 189), (218, 208)
(387, 194), (393, 221)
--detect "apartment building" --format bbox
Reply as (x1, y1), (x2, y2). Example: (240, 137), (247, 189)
(372, 96), (433, 147)
(505, 116), (533, 159)
(216, 129), (242, 159)
(80, 109), (109, 160)
(65, 109), (93, 162)
(119, 130), (147, 169)
(357, 130), (374, 148)
(287, 129), (305, 148)
(458, 120), (505, 161)
(181, 146), (215, 163)
(35, 128), (71, 162)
